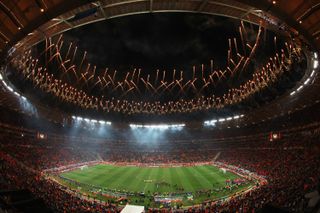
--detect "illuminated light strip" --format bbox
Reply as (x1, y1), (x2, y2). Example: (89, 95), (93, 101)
(204, 114), (244, 126)
(130, 124), (141, 128)
(1, 76), (28, 101)
(206, 119), (217, 123)
(0, 71), (30, 103)
(129, 123), (185, 129)
(314, 60), (319, 69)
(98, 120), (111, 125)
(297, 85), (303, 91)
(290, 56), (318, 96)
(72, 115), (111, 125)
(204, 120), (217, 126)
(304, 78), (310, 85)
(7, 86), (13, 92)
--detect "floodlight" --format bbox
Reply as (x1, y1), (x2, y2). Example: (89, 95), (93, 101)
(314, 60), (318, 69)
(7, 86), (13, 92)
(297, 85), (303, 91)
(310, 70), (315, 77)
(304, 78), (310, 85)
(99, 120), (106, 124)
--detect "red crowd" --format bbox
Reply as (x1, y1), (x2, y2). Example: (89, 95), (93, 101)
(1, 124), (320, 212)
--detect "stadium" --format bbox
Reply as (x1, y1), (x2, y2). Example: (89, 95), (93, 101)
(0, 0), (320, 212)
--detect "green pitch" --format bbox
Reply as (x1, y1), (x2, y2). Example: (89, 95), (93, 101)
(58, 164), (253, 207)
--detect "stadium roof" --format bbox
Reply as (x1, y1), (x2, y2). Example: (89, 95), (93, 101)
(0, 0), (319, 56)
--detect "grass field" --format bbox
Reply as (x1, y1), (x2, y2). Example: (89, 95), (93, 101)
(58, 164), (253, 207)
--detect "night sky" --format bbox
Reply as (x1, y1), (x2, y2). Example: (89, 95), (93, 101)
(63, 13), (256, 76)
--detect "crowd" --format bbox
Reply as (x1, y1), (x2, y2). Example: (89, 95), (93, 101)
(0, 123), (320, 212)
(0, 150), (118, 212)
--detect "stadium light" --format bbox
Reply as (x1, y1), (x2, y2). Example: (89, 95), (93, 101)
(204, 114), (244, 127)
(297, 85), (303, 91)
(129, 123), (184, 130)
(7, 86), (13, 92)
(72, 116), (111, 126)
(204, 119), (217, 126)
(310, 70), (315, 77)
(218, 118), (226, 122)
(291, 68), (316, 96)
(314, 60), (319, 69)
(98, 120), (111, 125)
(130, 124), (141, 128)
(148, 124), (169, 130)
(0, 78), (26, 101)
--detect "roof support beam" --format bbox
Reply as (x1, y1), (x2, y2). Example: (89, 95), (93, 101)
(59, 17), (74, 28)
(150, 0), (153, 12)
(0, 1), (23, 28)
(297, 3), (320, 22)
(235, 0), (318, 50)
(198, 0), (208, 11)
(96, 1), (107, 18)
